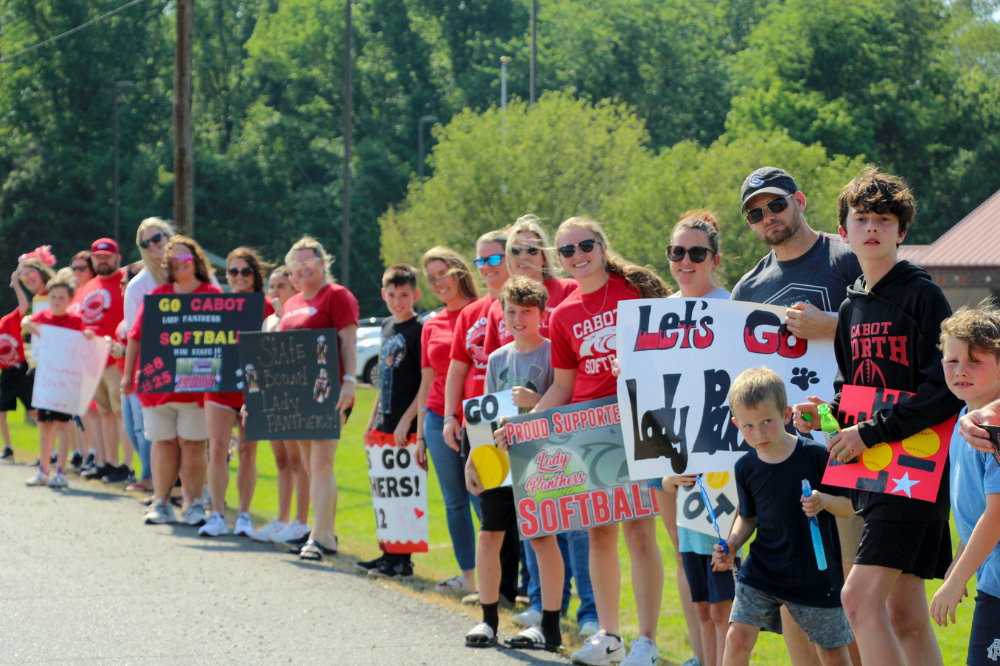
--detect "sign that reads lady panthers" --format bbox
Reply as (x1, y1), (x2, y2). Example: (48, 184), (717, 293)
(616, 299), (838, 479)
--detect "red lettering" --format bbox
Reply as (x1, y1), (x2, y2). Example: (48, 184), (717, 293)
(871, 336), (886, 358)
(539, 498), (559, 534)
(888, 336), (909, 366)
(861, 337), (872, 358)
(851, 338), (859, 360)
(592, 491), (611, 524)
(159, 332), (170, 345)
(578, 492), (593, 528)
(612, 485), (634, 522)
(558, 495), (578, 531)
(595, 408), (607, 427)
(517, 498), (539, 538)
(630, 482), (652, 517)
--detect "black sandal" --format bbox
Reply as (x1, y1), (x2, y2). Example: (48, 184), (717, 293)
(506, 626), (560, 652)
(465, 622), (497, 648)
(298, 538), (338, 561)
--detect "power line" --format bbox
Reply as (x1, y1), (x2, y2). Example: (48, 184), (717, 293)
(0, 0), (157, 64)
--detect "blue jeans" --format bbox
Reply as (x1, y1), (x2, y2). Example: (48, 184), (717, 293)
(526, 530), (597, 625)
(424, 410), (481, 572)
(122, 392), (152, 480)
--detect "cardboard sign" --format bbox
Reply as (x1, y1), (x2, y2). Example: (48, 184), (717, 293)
(364, 433), (429, 553)
(616, 298), (838, 477)
(138, 292), (264, 393)
(675, 473), (739, 539)
(821, 385), (957, 502)
(464, 390), (518, 489)
(239, 329), (340, 441)
(506, 397), (658, 539)
(31, 325), (109, 416)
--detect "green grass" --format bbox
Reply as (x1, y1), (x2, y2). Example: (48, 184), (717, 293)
(6, 388), (974, 665)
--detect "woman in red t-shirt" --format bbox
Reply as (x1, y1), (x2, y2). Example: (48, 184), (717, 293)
(413, 247), (479, 593)
(122, 236), (221, 527)
(276, 236), (358, 561)
(201, 247), (274, 538)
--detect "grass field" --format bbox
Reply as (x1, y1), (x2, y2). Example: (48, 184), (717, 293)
(5, 387), (974, 665)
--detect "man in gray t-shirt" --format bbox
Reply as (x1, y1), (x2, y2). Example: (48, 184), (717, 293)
(486, 339), (553, 401)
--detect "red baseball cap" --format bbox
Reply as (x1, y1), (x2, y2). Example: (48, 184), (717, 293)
(91, 238), (119, 255)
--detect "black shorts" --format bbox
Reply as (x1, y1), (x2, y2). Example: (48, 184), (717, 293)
(855, 518), (951, 579)
(0, 363), (34, 412)
(682, 551), (739, 604)
(480, 486), (517, 532)
(36, 409), (73, 423)
(968, 591), (1000, 665)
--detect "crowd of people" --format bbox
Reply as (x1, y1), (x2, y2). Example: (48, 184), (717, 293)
(2, 164), (998, 666)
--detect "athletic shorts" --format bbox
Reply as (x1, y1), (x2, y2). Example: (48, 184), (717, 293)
(836, 514), (864, 563)
(729, 582), (853, 649)
(92, 365), (122, 414)
(682, 551), (738, 604)
(647, 477), (664, 491)
(205, 391), (244, 411)
(143, 402), (208, 442)
(855, 518), (951, 579)
(36, 409), (73, 423)
(968, 591), (1000, 665)
(0, 363), (34, 412)
(480, 486), (517, 533)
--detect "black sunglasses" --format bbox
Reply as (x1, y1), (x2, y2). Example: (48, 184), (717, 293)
(139, 232), (164, 249)
(745, 195), (791, 225)
(557, 239), (599, 258)
(474, 254), (505, 269)
(510, 246), (540, 257)
(228, 267), (254, 277)
(666, 246), (712, 263)
(71, 265), (89, 273)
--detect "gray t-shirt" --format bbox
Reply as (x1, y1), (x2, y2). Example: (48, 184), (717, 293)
(730, 233), (861, 313)
(486, 339), (553, 397)
(669, 286), (731, 300)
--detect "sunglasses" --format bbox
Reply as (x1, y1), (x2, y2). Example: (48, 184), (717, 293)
(139, 232), (165, 249)
(228, 267), (254, 278)
(745, 195), (791, 225)
(666, 245), (712, 263)
(287, 257), (323, 272)
(510, 245), (540, 257)
(71, 265), (89, 273)
(557, 239), (599, 258)
(169, 253), (193, 265)
(474, 254), (505, 269)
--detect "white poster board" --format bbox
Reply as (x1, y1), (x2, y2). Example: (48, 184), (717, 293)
(31, 325), (109, 416)
(675, 473), (739, 539)
(463, 390), (518, 450)
(364, 434), (429, 553)
(616, 299), (837, 477)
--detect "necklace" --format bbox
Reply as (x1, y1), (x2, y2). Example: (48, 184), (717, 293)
(580, 276), (610, 317)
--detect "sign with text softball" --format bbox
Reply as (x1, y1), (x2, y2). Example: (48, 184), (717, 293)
(31, 325), (109, 416)
(364, 433), (429, 553)
(238, 329), (340, 441)
(616, 298), (838, 478)
(506, 397), (657, 540)
(139, 293), (264, 393)
(821, 385), (956, 502)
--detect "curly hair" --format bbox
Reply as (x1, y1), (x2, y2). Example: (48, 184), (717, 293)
(499, 275), (549, 311)
(163, 235), (214, 285)
(939, 297), (1000, 362)
(226, 246), (272, 293)
(838, 167), (915, 238)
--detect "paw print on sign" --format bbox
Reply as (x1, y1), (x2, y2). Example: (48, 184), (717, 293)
(791, 367), (820, 391)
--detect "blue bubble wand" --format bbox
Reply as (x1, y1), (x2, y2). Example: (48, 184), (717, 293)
(696, 475), (738, 584)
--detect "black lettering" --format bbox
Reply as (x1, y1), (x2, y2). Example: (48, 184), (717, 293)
(693, 369), (746, 454)
(627, 375), (689, 473)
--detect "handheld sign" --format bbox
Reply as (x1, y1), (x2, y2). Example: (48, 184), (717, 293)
(506, 397), (657, 539)
(676, 472), (738, 540)
(31, 325), (109, 416)
(238, 329), (340, 441)
(364, 432), (429, 553)
(463, 390), (518, 490)
(139, 292), (264, 393)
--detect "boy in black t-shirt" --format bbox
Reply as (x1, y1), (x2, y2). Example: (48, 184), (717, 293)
(714, 367), (854, 666)
(358, 265), (423, 579)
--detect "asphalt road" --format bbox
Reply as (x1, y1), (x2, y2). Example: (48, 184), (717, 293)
(0, 462), (566, 666)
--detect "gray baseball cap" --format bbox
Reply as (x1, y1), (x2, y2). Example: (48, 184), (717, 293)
(741, 167), (798, 213)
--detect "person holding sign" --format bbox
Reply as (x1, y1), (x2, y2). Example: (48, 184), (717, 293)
(123, 236), (221, 526)
(794, 169), (963, 666)
(278, 236), (358, 561)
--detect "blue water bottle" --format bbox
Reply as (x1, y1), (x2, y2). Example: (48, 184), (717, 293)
(801, 479), (828, 571)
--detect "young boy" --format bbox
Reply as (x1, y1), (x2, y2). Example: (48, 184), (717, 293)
(713, 367), (854, 666)
(0, 307), (34, 460)
(929, 301), (1000, 665)
(795, 168), (964, 666)
(464, 276), (564, 651)
(358, 265), (424, 579)
(21, 277), (95, 488)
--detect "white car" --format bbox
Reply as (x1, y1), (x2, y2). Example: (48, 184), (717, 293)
(356, 317), (382, 385)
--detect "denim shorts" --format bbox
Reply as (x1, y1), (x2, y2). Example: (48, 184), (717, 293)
(730, 582), (853, 649)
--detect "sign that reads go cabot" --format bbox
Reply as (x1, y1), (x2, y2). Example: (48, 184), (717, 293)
(506, 397), (657, 540)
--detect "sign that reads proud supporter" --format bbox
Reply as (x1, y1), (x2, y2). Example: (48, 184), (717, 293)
(139, 293), (264, 393)
(506, 397), (657, 539)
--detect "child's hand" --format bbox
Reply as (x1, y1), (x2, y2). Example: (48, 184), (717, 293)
(792, 397), (824, 433)
(493, 417), (509, 451)
(443, 417), (462, 452)
(930, 578), (968, 627)
(611, 357), (620, 378)
(711, 541), (734, 571)
(801, 490), (827, 517)
(82, 330), (95, 340)
(828, 426), (866, 463)
(511, 386), (540, 409)
(668, 475), (697, 488)
(465, 459), (484, 495)
(414, 439), (429, 472)
(392, 420), (410, 447)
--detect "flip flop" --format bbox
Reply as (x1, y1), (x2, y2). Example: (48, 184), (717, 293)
(465, 622), (497, 648)
(506, 626), (560, 652)
(298, 538), (338, 561)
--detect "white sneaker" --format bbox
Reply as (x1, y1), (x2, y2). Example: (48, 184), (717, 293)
(271, 520), (311, 544)
(47, 471), (68, 488)
(621, 636), (658, 666)
(579, 620), (600, 637)
(513, 608), (542, 627)
(434, 574), (471, 594)
(25, 470), (49, 486)
(233, 512), (254, 537)
(570, 630), (626, 665)
(183, 499), (208, 526)
(199, 512), (230, 536)
(249, 520), (289, 543)
(144, 499), (178, 524)
(682, 658), (702, 666)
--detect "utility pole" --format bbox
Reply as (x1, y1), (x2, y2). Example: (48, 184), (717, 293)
(173, 0), (194, 237)
(113, 81), (135, 246)
(501, 56), (509, 196)
(530, 0), (536, 105)
(341, 0), (352, 288)
(418, 115), (438, 180)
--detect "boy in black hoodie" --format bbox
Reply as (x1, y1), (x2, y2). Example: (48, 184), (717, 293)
(794, 168), (963, 666)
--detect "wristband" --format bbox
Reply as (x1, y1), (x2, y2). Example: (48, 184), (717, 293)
(443, 414), (457, 422)
(342, 374), (357, 383)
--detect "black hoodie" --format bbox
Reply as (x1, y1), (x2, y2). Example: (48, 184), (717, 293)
(830, 260), (964, 522)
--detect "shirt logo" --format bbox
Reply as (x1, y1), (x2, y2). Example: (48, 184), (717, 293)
(988, 638), (1000, 661)
(0, 333), (20, 366)
(579, 328), (616, 358)
(81, 289), (112, 324)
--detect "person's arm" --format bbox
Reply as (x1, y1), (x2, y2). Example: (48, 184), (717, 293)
(931, 494), (1000, 627)
(801, 490), (854, 518)
(334, 323), (358, 421)
(960, 399), (1000, 455)
(11, 272), (29, 316)
(20, 315), (38, 337)
(784, 302), (838, 340)
(661, 475), (695, 553)
(393, 393), (421, 447)
(442, 359), (470, 450)
(494, 368), (576, 449)
(464, 452), (484, 496)
(121, 338), (140, 396)
(364, 391), (379, 436)
(713, 514), (757, 571)
(414, 367), (434, 471)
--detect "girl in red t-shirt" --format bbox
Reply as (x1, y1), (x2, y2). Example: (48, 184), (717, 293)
(413, 247), (479, 593)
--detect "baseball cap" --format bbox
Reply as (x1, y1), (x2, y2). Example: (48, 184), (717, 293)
(740, 167), (798, 213)
(91, 238), (119, 255)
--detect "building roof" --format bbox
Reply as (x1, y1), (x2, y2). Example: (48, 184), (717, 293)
(914, 189), (1000, 268)
(897, 245), (928, 263)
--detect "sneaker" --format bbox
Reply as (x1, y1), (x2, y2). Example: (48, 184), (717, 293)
(620, 636), (658, 666)
(124, 470), (137, 485)
(47, 471), (68, 488)
(183, 499), (208, 526)
(570, 630), (625, 665)
(125, 480), (153, 492)
(579, 620), (600, 637)
(271, 521), (311, 544)
(49, 451), (57, 464)
(513, 609), (542, 627)
(354, 554), (389, 573)
(70, 451), (83, 468)
(462, 592), (480, 605)
(25, 470), (49, 486)
(681, 658), (702, 666)
(144, 499), (178, 524)
(233, 512), (254, 537)
(369, 556), (414, 580)
(250, 520), (289, 543)
(435, 575), (471, 594)
(82, 462), (115, 480)
(102, 465), (132, 484)
(1, 446), (13, 460)
(84, 452), (95, 467)
(199, 512), (230, 537)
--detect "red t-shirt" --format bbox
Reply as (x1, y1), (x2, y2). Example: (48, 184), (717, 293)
(420, 306), (468, 417)
(279, 282), (359, 389)
(206, 296), (275, 410)
(76, 273), (126, 367)
(0, 308), (26, 369)
(128, 281), (223, 408)
(483, 277), (579, 355)
(449, 295), (494, 404)
(32, 309), (86, 331)
(549, 272), (640, 404)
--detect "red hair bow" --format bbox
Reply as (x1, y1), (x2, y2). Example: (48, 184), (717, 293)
(18, 245), (56, 267)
